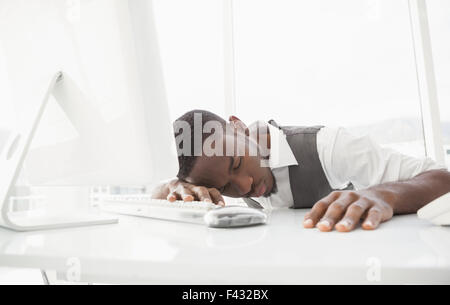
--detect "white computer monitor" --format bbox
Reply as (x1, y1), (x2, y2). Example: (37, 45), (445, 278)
(25, 72), (177, 187)
(0, 1), (178, 231)
(0, 69), (178, 231)
(0, 0), (178, 188)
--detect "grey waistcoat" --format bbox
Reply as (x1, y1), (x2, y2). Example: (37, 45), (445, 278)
(243, 120), (353, 209)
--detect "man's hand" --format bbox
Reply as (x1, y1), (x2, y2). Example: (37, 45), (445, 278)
(303, 189), (394, 232)
(151, 179), (225, 206)
(303, 169), (450, 232)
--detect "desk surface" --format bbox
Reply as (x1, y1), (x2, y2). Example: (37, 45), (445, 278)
(0, 208), (449, 284)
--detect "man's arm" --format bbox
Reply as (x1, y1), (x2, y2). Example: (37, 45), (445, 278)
(308, 127), (449, 232)
(375, 169), (450, 214)
(303, 169), (450, 232)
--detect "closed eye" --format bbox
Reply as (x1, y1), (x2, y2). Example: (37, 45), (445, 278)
(220, 157), (242, 194)
(234, 157), (242, 170)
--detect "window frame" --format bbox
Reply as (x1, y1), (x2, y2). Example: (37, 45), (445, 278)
(220, 0), (445, 163)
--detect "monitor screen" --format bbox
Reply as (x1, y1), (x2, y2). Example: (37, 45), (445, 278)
(0, 0), (178, 188)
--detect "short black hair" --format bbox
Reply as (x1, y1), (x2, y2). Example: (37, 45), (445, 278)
(173, 109), (227, 180)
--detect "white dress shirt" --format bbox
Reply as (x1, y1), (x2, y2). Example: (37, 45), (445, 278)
(254, 124), (446, 210)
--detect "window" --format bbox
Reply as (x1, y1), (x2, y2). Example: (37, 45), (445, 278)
(233, 0), (426, 157)
(427, 0), (450, 167)
(152, 0), (450, 163)
(153, 0), (226, 121)
(153, 0), (445, 160)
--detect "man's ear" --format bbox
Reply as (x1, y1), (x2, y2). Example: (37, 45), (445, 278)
(229, 115), (249, 136)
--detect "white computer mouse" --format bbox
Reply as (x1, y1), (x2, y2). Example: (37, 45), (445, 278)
(204, 206), (267, 228)
(417, 193), (450, 226)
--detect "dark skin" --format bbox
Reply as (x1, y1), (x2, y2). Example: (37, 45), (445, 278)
(152, 115), (450, 232)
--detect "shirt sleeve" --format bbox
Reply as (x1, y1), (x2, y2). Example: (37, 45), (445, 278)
(317, 127), (447, 190)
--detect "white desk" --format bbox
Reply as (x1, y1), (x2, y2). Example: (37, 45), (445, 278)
(0, 209), (449, 284)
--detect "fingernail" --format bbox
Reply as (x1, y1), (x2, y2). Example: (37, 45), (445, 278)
(303, 219), (313, 227)
(365, 220), (373, 227)
(338, 220), (351, 228)
(317, 219), (330, 228)
(218, 201), (225, 206)
(204, 198), (212, 203)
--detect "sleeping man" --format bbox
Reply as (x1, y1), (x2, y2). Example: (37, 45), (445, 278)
(152, 109), (450, 232)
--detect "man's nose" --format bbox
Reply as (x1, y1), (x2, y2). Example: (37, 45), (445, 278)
(231, 175), (253, 197)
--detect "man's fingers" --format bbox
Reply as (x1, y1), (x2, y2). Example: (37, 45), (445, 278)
(303, 202), (328, 228)
(208, 188), (225, 206)
(192, 186), (213, 203)
(303, 192), (341, 228)
(317, 193), (358, 232)
(171, 184), (194, 202)
(362, 207), (383, 230)
(179, 187), (195, 202)
(168, 183), (224, 205)
(335, 199), (371, 232)
(166, 191), (180, 202)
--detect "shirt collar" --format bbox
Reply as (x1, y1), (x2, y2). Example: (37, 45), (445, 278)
(266, 122), (299, 169)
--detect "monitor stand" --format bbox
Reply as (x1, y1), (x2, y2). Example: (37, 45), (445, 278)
(0, 72), (118, 231)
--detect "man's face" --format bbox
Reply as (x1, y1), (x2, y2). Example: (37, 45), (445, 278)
(185, 123), (276, 198)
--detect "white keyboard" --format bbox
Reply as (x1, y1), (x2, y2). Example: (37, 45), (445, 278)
(99, 195), (220, 224)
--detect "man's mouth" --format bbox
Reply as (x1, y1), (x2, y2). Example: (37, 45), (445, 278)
(255, 183), (267, 197)
(246, 181), (267, 198)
